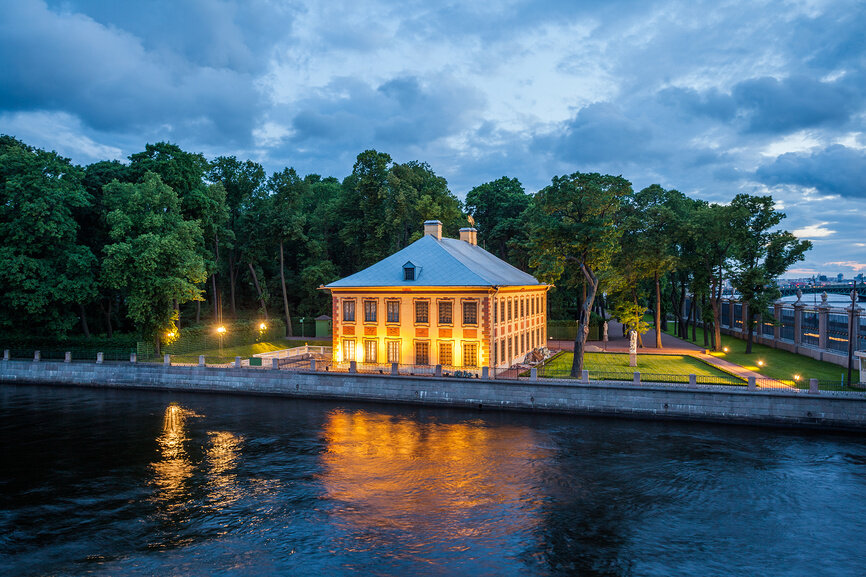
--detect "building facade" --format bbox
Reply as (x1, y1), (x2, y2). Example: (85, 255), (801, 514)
(325, 221), (548, 369)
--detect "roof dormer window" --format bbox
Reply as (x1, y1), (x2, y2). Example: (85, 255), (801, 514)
(403, 261), (418, 281)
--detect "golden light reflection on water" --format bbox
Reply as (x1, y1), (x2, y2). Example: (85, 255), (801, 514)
(151, 404), (196, 509)
(204, 430), (244, 508)
(320, 410), (552, 543)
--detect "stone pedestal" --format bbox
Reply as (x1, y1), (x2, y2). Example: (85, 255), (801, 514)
(199, 355), (206, 367)
(164, 354), (171, 366)
(65, 352), (72, 363)
(96, 352), (104, 364)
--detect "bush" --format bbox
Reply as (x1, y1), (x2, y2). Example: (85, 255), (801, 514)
(137, 319), (286, 359)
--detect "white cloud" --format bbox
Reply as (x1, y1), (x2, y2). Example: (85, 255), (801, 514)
(825, 261), (866, 273)
(792, 222), (836, 239)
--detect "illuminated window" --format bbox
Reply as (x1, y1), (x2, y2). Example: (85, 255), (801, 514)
(462, 301), (477, 325)
(387, 340), (400, 363)
(520, 332), (525, 353)
(342, 339), (355, 362)
(438, 301), (452, 324)
(507, 299), (512, 321)
(508, 336), (513, 359)
(415, 341), (430, 365)
(520, 298), (524, 318)
(415, 300), (429, 324)
(463, 342), (478, 367)
(494, 300), (497, 324)
(386, 300), (400, 323)
(439, 342), (453, 366)
(500, 340), (505, 362)
(532, 297), (535, 316)
(364, 339), (377, 363)
(364, 300), (377, 323)
(500, 300), (505, 324)
(343, 299), (355, 322)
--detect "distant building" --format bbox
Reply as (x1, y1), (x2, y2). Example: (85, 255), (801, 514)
(324, 220), (549, 368)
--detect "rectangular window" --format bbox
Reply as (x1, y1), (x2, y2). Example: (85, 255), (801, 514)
(500, 340), (505, 363)
(532, 297), (535, 316)
(463, 343), (478, 367)
(439, 342), (453, 366)
(415, 300), (429, 324)
(438, 301), (453, 325)
(494, 299), (497, 324)
(364, 339), (377, 363)
(387, 340), (400, 363)
(520, 298), (524, 318)
(500, 301), (505, 324)
(342, 339), (355, 362)
(462, 301), (478, 325)
(386, 300), (400, 323)
(415, 341), (430, 365)
(507, 299), (512, 321)
(403, 267), (414, 281)
(364, 299), (377, 323)
(343, 299), (355, 322)
(508, 336), (513, 359)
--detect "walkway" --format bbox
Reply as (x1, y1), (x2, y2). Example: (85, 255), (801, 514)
(549, 321), (791, 388)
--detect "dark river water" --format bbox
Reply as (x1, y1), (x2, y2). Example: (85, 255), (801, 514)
(2, 385), (865, 576)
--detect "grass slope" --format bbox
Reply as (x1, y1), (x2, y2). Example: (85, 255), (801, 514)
(540, 352), (738, 384)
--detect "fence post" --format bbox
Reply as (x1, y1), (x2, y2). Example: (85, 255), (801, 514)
(435, 364), (442, 377)
(391, 362), (398, 376)
(748, 376), (756, 391)
(164, 354), (171, 366)
(482, 366), (490, 380)
(97, 352), (104, 364)
(234, 356), (241, 368)
(773, 302), (783, 342)
(272, 358), (279, 370)
(633, 371), (640, 385)
(199, 355), (206, 367)
(130, 352), (137, 364)
(3, 350), (8, 361)
(581, 369), (589, 383)
(310, 359), (317, 371)
(688, 374), (697, 388)
(34, 350), (40, 362)
(531, 367), (538, 381)
(349, 360), (357, 373)
(818, 297), (831, 350)
(793, 301), (804, 347)
(809, 378), (819, 394)
(65, 351), (72, 363)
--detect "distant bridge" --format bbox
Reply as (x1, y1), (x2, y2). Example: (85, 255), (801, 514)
(778, 283), (866, 302)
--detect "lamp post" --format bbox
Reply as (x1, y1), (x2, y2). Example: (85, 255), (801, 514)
(217, 325), (226, 358)
(847, 290), (856, 388)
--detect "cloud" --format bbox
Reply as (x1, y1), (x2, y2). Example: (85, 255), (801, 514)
(755, 145), (866, 198)
(825, 261), (866, 273)
(792, 222), (837, 239)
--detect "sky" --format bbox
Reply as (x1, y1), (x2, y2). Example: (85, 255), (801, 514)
(1, 0), (864, 277)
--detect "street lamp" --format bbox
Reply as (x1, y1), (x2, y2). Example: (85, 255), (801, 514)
(217, 326), (226, 357)
(847, 290), (856, 388)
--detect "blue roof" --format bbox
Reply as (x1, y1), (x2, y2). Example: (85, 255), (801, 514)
(325, 234), (544, 288)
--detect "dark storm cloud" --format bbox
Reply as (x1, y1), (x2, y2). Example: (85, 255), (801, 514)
(0, 0), (263, 144)
(755, 145), (866, 199)
(287, 75), (484, 148)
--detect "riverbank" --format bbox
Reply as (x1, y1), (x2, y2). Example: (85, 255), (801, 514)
(3, 359), (866, 431)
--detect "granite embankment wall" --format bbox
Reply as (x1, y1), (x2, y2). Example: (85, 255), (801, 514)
(2, 360), (866, 431)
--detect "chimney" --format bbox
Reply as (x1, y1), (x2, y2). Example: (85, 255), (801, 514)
(423, 220), (442, 240)
(459, 227), (477, 246)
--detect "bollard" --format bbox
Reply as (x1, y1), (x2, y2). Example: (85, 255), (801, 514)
(633, 371), (640, 385)
(164, 354), (171, 366)
(34, 350), (40, 362)
(482, 366), (490, 380)
(310, 359), (317, 371)
(531, 367), (538, 381)
(65, 351), (72, 363)
(305, 344), (309, 354)
(748, 376), (756, 391)
(272, 358), (279, 370)
(349, 360), (357, 373)
(198, 355), (205, 366)
(809, 378), (819, 394)
(3, 349), (9, 361)
(130, 352), (137, 364)
(581, 369), (589, 383)
(435, 364), (442, 377)
(96, 352), (104, 364)
(688, 374), (697, 388)
(391, 362), (398, 376)
(234, 356), (241, 368)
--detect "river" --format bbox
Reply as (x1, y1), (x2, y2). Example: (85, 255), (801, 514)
(2, 384), (865, 576)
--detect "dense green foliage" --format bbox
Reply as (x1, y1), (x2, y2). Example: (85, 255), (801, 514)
(0, 135), (810, 368)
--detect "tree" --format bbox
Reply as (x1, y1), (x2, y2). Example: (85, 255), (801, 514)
(101, 172), (207, 352)
(728, 194), (811, 353)
(0, 135), (97, 336)
(527, 172), (632, 376)
(464, 177), (530, 263)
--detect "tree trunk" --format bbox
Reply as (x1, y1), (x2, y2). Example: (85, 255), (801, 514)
(280, 240), (293, 337)
(174, 299), (180, 330)
(79, 303), (90, 338)
(670, 287), (680, 338)
(228, 251), (238, 317)
(654, 272), (662, 348)
(690, 297), (697, 342)
(633, 290), (643, 348)
(248, 262), (268, 320)
(211, 274), (219, 320)
(102, 298), (113, 339)
(745, 307), (755, 354)
(678, 283), (687, 338)
(570, 265), (598, 378)
(196, 300), (201, 323)
(701, 294), (710, 347)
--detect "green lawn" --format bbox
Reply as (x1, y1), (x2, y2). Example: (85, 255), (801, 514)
(162, 339), (331, 364)
(659, 322), (860, 387)
(539, 352), (740, 384)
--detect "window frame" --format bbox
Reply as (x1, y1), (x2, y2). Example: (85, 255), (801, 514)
(387, 340), (400, 364)
(462, 300), (478, 326)
(363, 299), (377, 323)
(438, 341), (453, 366)
(415, 341), (430, 365)
(414, 299), (429, 325)
(342, 339), (356, 362)
(363, 339), (377, 363)
(462, 342), (478, 367)
(342, 299), (356, 322)
(386, 299), (400, 324)
(438, 299), (453, 325)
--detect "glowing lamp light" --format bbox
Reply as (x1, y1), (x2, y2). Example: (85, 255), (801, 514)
(757, 360), (765, 367)
(166, 332), (176, 338)
(723, 347), (730, 353)
(259, 323), (267, 330)
(794, 374), (801, 382)
(217, 326), (226, 334)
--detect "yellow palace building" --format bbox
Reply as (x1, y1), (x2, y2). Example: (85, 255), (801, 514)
(324, 220), (549, 369)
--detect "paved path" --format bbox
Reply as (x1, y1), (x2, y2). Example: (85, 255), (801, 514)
(550, 321), (791, 388)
